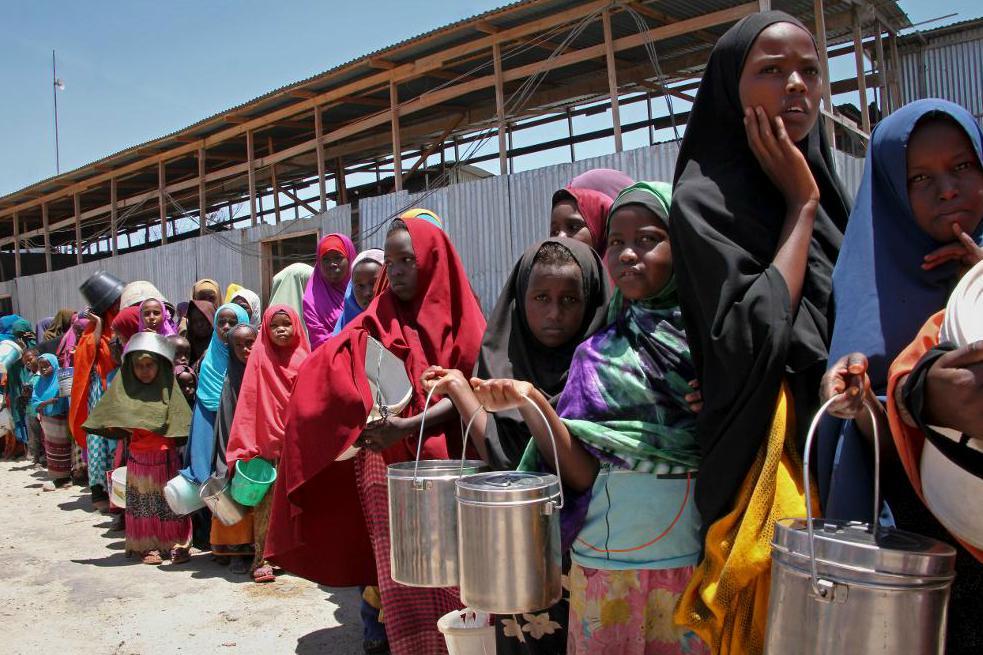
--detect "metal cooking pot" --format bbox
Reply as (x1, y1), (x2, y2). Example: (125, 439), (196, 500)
(387, 388), (488, 587)
(389, 459), (487, 587)
(456, 399), (564, 614)
(200, 476), (247, 527)
(764, 398), (956, 655)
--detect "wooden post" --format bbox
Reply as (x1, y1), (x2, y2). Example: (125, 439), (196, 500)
(493, 42), (508, 175)
(757, 0), (771, 10)
(110, 178), (118, 257)
(41, 203), (51, 271)
(874, 23), (889, 115)
(390, 81), (403, 192)
(314, 106), (327, 212)
(853, 8), (871, 133)
(507, 124), (514, 175)
(198, 147), (207, 235)
(246, 130), (257, 226)
(888, 32), (903, 112)
(158, 160), (168, 244)
(268, 137), (281, 224)
(336, 158), (348, 206)
(11, 212), (20, 278)
(566, 108), (576, 162)
(602, 8), (623, 153)
(814, 0), (835, 143)
(74, 192), (83, 264)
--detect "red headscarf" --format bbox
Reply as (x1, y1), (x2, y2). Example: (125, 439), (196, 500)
(265, 219), (486, 586)
(552, 187), (614, 257)
(110, 306), (141, 344)
(226, 305), (310, 467)
(69, 306), (119, 446)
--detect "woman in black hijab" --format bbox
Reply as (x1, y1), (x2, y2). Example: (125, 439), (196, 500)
(668, 11), (850, 652)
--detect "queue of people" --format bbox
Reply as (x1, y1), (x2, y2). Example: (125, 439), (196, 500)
(1, 11), (981, 655)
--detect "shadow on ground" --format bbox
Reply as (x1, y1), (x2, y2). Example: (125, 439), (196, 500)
(295, 587), (361, 654)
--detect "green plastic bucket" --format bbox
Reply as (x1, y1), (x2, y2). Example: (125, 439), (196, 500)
(231, 458), (277, 507)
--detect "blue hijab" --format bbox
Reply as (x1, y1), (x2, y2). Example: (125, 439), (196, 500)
(195, 302), (249, 412)
(30, 354), (67, 417)
(821, 99), (983, 520)
(331, 248), (385, 336)
(829, 99), (983, 391)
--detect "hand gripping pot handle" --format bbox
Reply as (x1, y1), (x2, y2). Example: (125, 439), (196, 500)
(458, 394), (565, 511)
(408, 387), (477, 488)
(802, 396), (881, 598)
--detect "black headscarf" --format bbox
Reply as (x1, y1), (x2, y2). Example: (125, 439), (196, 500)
(211, 324), (257, 479)
(668, 11), (851, 529)
(476, 237), (611, 469)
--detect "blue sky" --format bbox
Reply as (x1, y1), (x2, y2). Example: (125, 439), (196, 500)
(1, 0), (978, 197)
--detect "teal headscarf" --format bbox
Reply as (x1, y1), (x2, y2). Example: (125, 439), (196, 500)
(195, 303), (249, 411)
(30, 354), (67, 417)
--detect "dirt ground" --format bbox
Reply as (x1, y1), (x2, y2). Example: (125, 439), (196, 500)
(0, 459), (364, 655)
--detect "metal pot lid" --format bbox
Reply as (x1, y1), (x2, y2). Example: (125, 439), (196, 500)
(388, 459), (487, 480)
(773, 518), (956, 578)
(456, 471), (559, 503)
(124, 332), (176, 365)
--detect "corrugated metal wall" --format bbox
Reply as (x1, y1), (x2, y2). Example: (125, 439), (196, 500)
(900, 25), (983, 124)
(5, 143), (864, 322)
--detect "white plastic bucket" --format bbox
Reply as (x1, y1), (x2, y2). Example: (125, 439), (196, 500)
(164, 474), (204, 515)
(109, 467), (127, 509)
(437, 609), (495, 655)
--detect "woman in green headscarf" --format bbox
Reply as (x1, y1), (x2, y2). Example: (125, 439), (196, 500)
(84, 333), (194, 564)
(269, 263), (313, 337)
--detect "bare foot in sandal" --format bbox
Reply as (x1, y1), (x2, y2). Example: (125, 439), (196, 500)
(252, 563), (275, 583)
(170, 547), (191, 565)
(142, 550), (163, 565)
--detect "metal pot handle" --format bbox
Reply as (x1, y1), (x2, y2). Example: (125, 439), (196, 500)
(411, 387), (439, 482)
(459, 394), (565, 510)
(801, 395), (881, 598)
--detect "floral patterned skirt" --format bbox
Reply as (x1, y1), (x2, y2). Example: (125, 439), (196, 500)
(568, 563), (708, 655)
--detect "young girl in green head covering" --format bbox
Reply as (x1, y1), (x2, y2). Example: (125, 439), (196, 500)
(84, 334), (194, 565)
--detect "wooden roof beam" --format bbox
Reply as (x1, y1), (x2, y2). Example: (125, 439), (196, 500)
(628, 1), (721, 45)
(368, 57), (396, 70)
(474, 20), (500, 35)
(286, 89), (318, 99)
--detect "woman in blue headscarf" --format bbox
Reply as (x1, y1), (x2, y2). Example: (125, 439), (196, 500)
(820, 98), (983, 655)
(180, 302), (250, 487)
(820, 99), (983, 520)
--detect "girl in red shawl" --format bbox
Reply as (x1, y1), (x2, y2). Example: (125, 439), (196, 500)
(268, 216), (485, 655)
(226, 305), (310, 582)
(550, 168), (634, 257)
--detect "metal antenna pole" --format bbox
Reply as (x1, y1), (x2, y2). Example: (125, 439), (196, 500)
(53, 50), (61, 174)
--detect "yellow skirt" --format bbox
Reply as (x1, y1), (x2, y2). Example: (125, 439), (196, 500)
(674, 384), (818, 655)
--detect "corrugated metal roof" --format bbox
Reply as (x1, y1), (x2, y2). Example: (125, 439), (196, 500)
(1, 0), (909, 209)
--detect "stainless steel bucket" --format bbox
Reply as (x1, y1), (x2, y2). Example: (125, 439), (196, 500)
(200, 476), (247, 527)
(764, 398), (956, 655)
(456, 471), (562, 614)
(388, 458), (488, 587)
(456, 399), (564, 614)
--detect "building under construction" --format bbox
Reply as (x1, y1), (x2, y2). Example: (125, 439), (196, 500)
(0, 0), (921, 316)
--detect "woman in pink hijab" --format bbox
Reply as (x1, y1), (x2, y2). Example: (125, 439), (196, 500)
(302, 233), (357, 350)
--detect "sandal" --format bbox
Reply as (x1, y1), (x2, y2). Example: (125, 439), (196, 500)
(142, 550), (163, 565)
(252, 564), (275, 583)
(170, 547), (191, 565)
